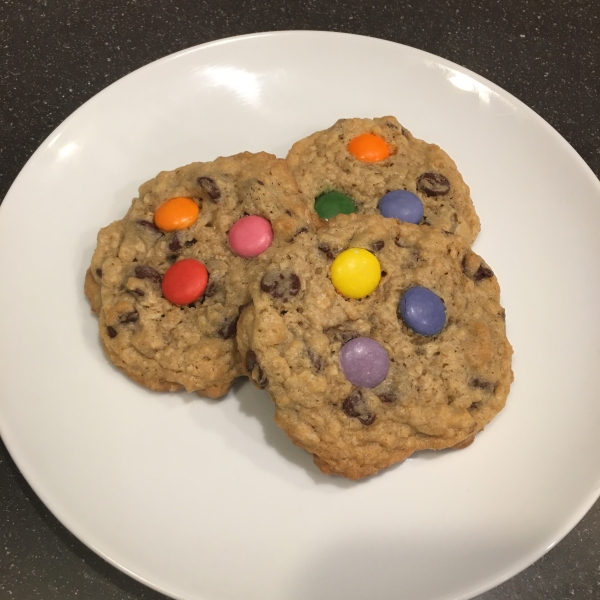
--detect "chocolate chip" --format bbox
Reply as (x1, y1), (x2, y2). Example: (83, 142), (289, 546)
(137, 219), (160, 232)
(168, 232), (182, 252)
(204, 281), (218, 297)
(469, 378), (494, 392)
(359, 412), (376, 426)
(256, 179), (264, 185)
(342, 390), (362, 417)
(400, 248), (422, 270)
(469, 401), (482, 411)
(217, 315), (239, 340)
(462, 255), (495, 282)
(167, 254), (178, 263)
(197, 176), (221, 200)
(95, 268), (102, 278)
(119, 310), (139, 324)
(327, 328), (360, 344)
(371, 240), (385, 251)
(132, 288), (145, 297)
(473, 264), (494, 281)
(334, 330), (354, 343)
(245, 350), (267, 388)
(134, 265), (162, 285)
(255, 369), (267, 389)
(292, 227), (309, 239)
(374, 381), (398, 403)
(417, 172), (451, 196)
(107, 326), (117, 338)
(245, 349), (257, 371)
(184, 238), (197, 248)
(394, 236), (414, 248)
(318, 243), (337, 259)
(307, 348), (323, 372)
(260, 270), (301, 301)
(342, 390), (376, 426)
(378, 393), (397, 403)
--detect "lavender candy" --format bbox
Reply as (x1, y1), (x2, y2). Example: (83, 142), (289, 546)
(339, 337), (390, 388)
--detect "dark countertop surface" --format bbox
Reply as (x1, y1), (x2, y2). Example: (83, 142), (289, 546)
(1, 1), (599, 598)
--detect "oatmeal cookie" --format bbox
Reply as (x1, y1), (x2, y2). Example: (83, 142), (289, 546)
(237, 214), (512, 478)
(85, 152), (313, 398)
(287, 116), (480, 244)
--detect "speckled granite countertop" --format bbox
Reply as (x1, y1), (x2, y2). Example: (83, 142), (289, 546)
(1, 1), (599, 598)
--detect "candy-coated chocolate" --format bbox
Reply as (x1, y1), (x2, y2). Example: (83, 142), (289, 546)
(330, 248), (381, 299)
(314, 191), (356, 220)
(347, 133), (391, 162)
(161, 259), (208, 305)
(340, 337), (390, 388)
(228, 215), (273, 258)
(154, 197), (200, 232)
(399, 286), (446, 336)
(378, 190), (424, 224)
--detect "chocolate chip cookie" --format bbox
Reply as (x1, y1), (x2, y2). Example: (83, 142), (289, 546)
(237, 214), (512, 479)
(286, 116), (480, 245)
(85, 152), (313, 398)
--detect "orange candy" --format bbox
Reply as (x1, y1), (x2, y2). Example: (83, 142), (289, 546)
(154, 197), (200, 231)
(347, 133), (391, 162)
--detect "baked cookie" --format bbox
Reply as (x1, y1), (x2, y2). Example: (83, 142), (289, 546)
(286, 116), (480, 245)
(237, 214), (512, 479)
(85, 152), (313, 398)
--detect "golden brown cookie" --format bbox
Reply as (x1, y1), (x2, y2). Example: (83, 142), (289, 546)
(287, 116), (480, 245)
(237, 214), (512, 478)
(86, 152), (313, 398)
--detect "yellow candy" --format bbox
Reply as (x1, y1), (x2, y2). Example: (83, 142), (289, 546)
(330, 248), (381, 299)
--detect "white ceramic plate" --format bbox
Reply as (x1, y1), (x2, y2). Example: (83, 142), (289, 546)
(1, 31), (600, 600)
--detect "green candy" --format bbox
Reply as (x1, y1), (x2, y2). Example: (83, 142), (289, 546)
(314, 191), (356, 220)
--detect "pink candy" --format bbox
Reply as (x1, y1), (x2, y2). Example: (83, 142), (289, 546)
(228, 215), (273, 258)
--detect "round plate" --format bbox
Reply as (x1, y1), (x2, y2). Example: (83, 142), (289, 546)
(1, 31), (600, 600)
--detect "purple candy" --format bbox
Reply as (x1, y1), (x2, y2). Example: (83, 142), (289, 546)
(339, 337), (390, 388)
(399, 286), (446, 336)
(378, 190), (424, 224)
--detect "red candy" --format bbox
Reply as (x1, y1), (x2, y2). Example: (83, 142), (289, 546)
(228, 215), (273, 258)
(161, 259), (208, 305)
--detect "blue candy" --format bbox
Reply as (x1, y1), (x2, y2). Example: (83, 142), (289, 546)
(378, 190), (424, 224)
(399, 286), (446, 336)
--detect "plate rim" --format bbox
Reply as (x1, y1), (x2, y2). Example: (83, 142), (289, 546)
(1, 29), (600, 600)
